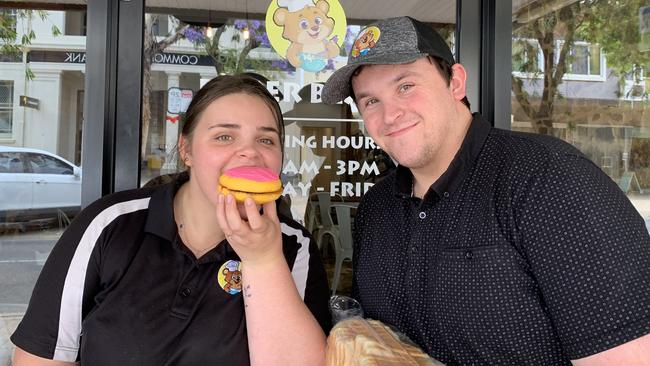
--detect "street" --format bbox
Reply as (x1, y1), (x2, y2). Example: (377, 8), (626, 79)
(0, 229), (59, 366)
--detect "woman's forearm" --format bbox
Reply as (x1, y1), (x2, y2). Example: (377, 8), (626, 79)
(242, 258), (326, 366)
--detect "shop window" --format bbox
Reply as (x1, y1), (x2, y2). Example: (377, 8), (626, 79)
(0, 80), (13, 135)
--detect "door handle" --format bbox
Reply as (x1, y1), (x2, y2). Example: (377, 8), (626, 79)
(35, 180), (46, 184)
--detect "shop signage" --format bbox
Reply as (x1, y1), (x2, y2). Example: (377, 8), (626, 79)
(281, 134), (379, 198)
(27, 51), (86, 63)
(266, 0), (347, 73)
(26, 50), (213, 66)
(19, 95), (40, 109)
(167, 87), (193, 114)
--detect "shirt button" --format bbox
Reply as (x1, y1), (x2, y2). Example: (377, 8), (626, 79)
(418, 212), (426, 219)
(443, 192), (450, 198)
(181, 287), (192, 297)
(465, 250), (473, 260)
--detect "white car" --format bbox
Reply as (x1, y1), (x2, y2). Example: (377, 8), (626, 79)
(0, 146), (81, 221)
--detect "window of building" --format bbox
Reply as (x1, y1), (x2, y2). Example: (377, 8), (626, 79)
(563, 41), (606, 80)
(0, 80), (13, 135)
(0, 9), (18, 38)
(512, 38), (542, 74)
(512, 38), (605, 81)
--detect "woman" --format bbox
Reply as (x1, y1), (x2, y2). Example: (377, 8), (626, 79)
(11, 75), (331, 365)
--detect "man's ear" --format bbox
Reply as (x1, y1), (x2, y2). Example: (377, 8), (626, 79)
(450, 63), (468, 102)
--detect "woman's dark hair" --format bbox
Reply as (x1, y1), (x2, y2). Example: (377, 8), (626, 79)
(181, 74), (285, 154)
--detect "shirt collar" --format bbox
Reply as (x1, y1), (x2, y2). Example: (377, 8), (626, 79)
(144, 172), (237, 263)
(394, 113), (492, 200)
(145, 171), (189, 242)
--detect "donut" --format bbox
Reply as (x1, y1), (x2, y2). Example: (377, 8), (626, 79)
(218, 166), (283, 204)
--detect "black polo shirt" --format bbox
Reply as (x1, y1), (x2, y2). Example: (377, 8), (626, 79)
(11, 174), (331, 365)
(352, 113), (650, 365)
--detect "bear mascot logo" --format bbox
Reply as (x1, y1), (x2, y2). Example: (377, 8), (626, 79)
(272, 0), (340, 72)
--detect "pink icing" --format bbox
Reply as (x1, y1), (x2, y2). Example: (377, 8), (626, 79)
(224, 166), (279, 182)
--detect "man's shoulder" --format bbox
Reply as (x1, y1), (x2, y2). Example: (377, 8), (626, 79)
(488, 127), (585, 160)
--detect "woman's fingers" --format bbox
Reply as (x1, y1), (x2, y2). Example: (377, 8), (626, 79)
(245, 197), (264, 232)
(224, 194), (245, 232)
(263, 200), (278, 223)
(216, 193), (233, 235)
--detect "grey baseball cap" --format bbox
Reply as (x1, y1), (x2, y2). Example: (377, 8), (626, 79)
(321, 16), (455, 104)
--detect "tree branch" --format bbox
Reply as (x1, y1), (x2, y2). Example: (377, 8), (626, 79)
(512, 76), (536, 121)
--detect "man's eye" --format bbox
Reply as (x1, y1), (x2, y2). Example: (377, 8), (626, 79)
(365, 98), (378, 107)
(400, 84), (413, 92)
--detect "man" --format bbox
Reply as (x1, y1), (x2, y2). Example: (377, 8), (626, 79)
(322, 16), (650, 365)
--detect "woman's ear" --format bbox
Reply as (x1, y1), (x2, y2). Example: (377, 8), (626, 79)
(450, 63), (468, 102)
(178, 135), (192, 167)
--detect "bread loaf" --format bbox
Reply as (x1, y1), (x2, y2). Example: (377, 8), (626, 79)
(326, 318), (444, 366)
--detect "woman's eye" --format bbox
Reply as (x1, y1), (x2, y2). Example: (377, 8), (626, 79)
(215, 135), (232, 141)
(259, 138), (275, 145)
(400, 84), (413, 92)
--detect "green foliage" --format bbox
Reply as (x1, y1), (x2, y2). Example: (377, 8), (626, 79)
(0, 9), (61, 80)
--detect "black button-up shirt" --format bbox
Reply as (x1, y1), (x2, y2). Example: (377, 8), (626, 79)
(353, 113), (650, 365)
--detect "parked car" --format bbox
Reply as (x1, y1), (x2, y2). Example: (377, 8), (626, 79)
(0, 146), (81, 222)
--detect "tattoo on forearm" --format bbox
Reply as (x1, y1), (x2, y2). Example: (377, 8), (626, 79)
(244, 284), (252, 308)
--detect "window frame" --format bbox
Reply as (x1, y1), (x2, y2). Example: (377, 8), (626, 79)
(0, 80), (15, 137)
(511, 38), (607, 82)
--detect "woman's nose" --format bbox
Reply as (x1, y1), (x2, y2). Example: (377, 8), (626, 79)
(235, 141), (261, 159)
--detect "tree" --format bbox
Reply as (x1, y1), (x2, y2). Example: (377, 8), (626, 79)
(184, 19), (296, 78)
(0, 9), (61, 79)
(512, 1), (589, 135)
(512, 0), (649, 135)
(578, 0), (650, 95)
(141, 14), (188, 158)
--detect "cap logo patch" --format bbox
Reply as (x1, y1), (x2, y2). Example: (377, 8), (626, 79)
(351, 26), (381, 58)
(218, 260), (242, 295)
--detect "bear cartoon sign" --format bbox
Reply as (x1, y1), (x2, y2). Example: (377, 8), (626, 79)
(266, 0), (346, 73)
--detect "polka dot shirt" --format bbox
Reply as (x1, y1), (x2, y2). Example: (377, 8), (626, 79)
(352, 114), (650, 365)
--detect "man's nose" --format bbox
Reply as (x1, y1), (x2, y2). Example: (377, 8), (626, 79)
(383, 100), (403, 125)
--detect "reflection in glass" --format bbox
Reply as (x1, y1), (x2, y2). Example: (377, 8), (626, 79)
(512, 0), (650, 228)
(0, 6), (86, 363)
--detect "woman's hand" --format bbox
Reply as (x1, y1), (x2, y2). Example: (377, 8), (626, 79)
(216, 194), (284, 267)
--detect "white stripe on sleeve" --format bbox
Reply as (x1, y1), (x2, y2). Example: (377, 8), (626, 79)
(281, 223), (310, 300)
(54, 198), (150, 361)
